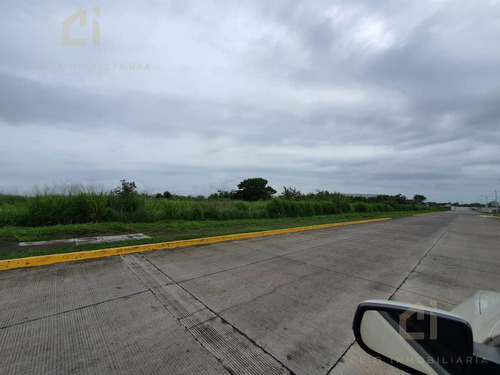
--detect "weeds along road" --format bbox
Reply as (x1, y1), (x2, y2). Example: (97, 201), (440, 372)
(1, 212), (499, 375)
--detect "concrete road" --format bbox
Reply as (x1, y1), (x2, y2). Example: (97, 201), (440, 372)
(1, 213), (499, 374)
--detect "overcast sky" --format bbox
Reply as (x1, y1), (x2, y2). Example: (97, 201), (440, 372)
(1, 0), (500, 203)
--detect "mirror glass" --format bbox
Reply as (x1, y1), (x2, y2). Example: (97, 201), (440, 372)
(359, 308), (473, 375)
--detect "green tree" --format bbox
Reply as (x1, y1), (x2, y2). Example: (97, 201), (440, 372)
(114, 179), (137, 197)
(413, 194), (427, 204)
(233, 178), (276, 201)
(395, 194), (409, 204)
(112, 179), (144, 213)
(280, 186), (302, 200)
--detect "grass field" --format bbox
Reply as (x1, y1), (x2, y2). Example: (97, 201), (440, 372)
(0, 210), (442, 260)
(0, 191), (430, 227)
(0, 188), (441, 261)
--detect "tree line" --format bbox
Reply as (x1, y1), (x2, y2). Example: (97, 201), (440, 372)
(0, 178), (435, 227)
(153, 177), (429, 206)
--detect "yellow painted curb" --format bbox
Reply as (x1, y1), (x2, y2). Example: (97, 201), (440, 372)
(0, 218), (391, 271)
(413, 211), (448, 217)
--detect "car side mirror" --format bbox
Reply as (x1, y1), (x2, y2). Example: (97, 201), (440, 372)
(353, 300), (475, 375)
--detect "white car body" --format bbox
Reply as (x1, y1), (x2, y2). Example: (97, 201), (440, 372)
(450, 291), (500, 346)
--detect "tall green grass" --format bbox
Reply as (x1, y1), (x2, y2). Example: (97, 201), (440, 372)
(0, 193), (430, 227)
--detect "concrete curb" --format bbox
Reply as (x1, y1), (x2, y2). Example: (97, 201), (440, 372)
(0, 218), (391, 271)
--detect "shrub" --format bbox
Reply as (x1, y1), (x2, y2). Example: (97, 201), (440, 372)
(266, 198), (285, 218)
(234, 201), (250, 212)
(312, 202), (324, 215)
(354, 202), (371, 213)
(283, 200), (297, 217)
(232, 209), (249, 219)
(323, 202), (339, 215)
(299, 202), (314, 217)
(338, 201), (352, 213)
(191, 207), (203, 220)
(204, 207), (219, 220)
(162, 201), (182, 220)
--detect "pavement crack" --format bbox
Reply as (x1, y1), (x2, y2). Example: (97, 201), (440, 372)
(215, 272), (320, 316)
(388, 217), (456, 301)
(177, 255), (281, 284)
(327, 341), (356, 375)
(282, 256), (398, 290)
(234, 232), (401, 290)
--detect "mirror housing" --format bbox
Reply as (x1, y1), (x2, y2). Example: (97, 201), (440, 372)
(353, 300), (476, 375)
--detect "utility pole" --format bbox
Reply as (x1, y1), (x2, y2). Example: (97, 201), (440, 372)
(490, 186), (499, 214)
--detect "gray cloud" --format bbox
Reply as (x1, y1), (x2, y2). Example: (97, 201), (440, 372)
(1, 0), (499, 202)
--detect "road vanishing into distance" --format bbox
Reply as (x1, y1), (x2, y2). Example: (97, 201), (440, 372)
(1, 212), (499, 375)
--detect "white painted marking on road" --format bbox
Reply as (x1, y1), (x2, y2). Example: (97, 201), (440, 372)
(18, 233), (151, 247)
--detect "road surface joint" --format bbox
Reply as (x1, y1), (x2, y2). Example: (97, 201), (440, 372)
(122, 253), (293, 375)
(328, 213), (457, 372)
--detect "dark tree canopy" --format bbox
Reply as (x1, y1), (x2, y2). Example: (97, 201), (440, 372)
(280, 186), (302, 200)
(233, 178), (276, 201)
(155, 191), (172, 199)
(413, 194), (427, 203)
(114, 179), (137, 196)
